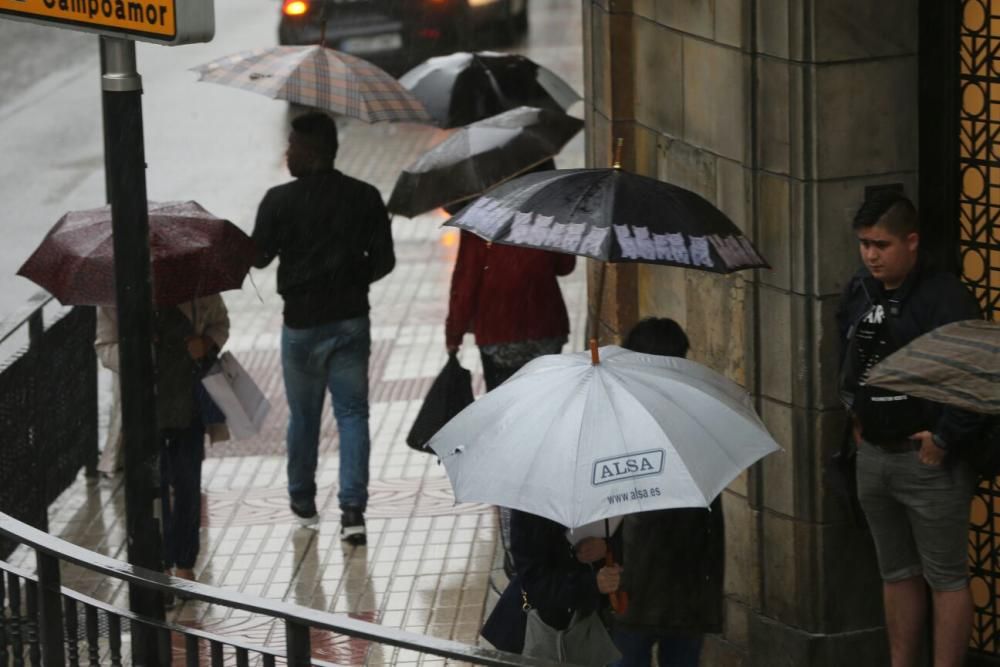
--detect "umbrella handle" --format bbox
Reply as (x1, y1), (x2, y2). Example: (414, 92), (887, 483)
(604, 552), (628, 614)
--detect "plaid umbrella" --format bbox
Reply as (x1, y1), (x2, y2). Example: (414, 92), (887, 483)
(17, 201), (257, 307)
(867, 319), (999, 415)
(191, 45), (431, 124)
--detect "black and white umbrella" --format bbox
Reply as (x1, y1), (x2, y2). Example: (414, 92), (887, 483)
(445, 167), (768, 273)
(387, 106), (583, 218)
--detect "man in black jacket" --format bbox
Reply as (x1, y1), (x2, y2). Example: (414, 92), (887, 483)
(837, 191), (981, 667)
(253, 112), (395, 544)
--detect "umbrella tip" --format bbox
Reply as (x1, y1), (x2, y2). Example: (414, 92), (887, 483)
(590, 338), (600, 365)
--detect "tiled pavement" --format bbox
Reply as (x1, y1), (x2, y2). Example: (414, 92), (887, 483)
(4, 1), (586, 663)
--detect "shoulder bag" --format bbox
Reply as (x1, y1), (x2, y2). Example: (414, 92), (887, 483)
(521, 589), (621, 666)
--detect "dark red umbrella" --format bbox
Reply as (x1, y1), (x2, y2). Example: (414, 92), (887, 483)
(18, 201), (257, 307)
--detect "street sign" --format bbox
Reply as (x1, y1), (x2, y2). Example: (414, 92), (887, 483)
(0, 0), (213, 45)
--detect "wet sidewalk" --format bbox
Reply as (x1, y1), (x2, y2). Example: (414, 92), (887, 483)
(4, 2), (586, 663)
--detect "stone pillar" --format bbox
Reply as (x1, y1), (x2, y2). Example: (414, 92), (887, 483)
(582, 0), (639, 342)
(581, 1), (922, 664)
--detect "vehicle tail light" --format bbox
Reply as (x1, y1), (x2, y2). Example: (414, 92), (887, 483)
(283, 0), (309, 16)
(417, 27), (442, 39)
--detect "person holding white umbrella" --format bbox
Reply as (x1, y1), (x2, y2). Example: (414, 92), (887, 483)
(610, 318), (723, 667)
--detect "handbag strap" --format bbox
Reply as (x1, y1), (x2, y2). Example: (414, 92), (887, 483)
(521, 588), (532, 611)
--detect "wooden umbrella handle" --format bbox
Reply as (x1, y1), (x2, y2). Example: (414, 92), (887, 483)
(605, 551), (628, 614)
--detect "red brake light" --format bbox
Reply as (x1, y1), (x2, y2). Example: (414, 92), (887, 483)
(283, 0), (309, 16)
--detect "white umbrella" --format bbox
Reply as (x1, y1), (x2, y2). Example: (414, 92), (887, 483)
(428, 345), (780, 529)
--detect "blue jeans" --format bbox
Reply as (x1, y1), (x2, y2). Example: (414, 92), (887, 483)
(281, 316), (371, 511)
(611, 629), (702, 667)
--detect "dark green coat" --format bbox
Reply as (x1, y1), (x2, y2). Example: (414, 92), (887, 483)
(615, 497), (724, 638)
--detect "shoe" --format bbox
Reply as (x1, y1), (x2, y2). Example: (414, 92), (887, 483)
(290, 499), (319, 528)
(340, 507), (366, 546)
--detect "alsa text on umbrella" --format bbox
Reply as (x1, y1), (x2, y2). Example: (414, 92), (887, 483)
(592, 449), (664, 486)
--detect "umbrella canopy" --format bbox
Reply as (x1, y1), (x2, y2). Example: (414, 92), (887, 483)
(18, 201), (257, 307)
(445, 167), (769, 272)
(387, 106), (583, 217)
(191, 45), (430, 124)
(866, 319), (999, 415)
(398, 51), (580, 128)
(427, 346), (780, 529)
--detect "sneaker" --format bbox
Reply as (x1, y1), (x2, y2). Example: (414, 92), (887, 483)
(290, 499), (319, 528)
(340, 507), (366, 546)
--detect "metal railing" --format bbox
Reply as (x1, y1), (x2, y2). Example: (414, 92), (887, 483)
(0, 512), (558, 666)
(0, 294), (98, 559)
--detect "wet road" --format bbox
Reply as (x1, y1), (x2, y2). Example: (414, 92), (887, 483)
(0, 0), (584, 319)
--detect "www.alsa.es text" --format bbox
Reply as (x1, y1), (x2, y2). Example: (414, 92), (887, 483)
(607, 487), (662, 504)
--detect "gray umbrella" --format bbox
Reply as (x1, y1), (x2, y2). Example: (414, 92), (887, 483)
(387, 106), (583, 218)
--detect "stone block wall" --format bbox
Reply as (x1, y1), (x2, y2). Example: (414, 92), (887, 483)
(582, 0), (921, 664)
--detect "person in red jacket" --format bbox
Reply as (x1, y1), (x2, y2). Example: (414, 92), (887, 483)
(445, 231), (576, 390)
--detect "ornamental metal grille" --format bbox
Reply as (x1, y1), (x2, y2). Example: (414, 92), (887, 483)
(959, 0), (1000, 657)
(959, 1), (1000, 322)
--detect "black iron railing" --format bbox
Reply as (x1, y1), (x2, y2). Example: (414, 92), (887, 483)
(0, 512), (557, 666)
(0, 294), (98, 560)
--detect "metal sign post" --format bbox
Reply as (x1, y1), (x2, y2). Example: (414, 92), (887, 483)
(100, 37), (167, 666)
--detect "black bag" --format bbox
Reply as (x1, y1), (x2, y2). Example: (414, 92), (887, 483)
(480, 575), (527, 653)
(824, 416), (868, 528)
(959, 416), (1000, 480)
(406, 353), (474, 453)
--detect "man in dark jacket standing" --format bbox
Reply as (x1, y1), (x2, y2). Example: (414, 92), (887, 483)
(837, 191), (981, 667)
(252, 112), (395, 545)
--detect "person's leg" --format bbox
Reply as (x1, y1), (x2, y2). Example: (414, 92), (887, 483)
(609, 627), (654, 667)
(168, 424), (206, 576)
(855, 443), (926, 667)
(883, 576), (929, 667)
(931, 587), (973, 667)
(479, 350), (502, 392)
(656, 635), (703, 667)
(491, 363), (520, 387)
(159, 435), (176, 571)
(324, 317), (371, 513)
(281, 325), (327, 517)
(902, 459), (975, 667)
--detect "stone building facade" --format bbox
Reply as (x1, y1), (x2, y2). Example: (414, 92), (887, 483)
(580, 2), (927, 664)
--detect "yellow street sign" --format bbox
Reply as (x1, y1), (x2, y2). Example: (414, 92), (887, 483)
(0, 0), (213, 45)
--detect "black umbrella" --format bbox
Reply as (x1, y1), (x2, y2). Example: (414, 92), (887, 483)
(445, 144), (770, 353)
(398, 51), (580, 128)
(445, 167), (769, 273)
(387, 106), (583, 218)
